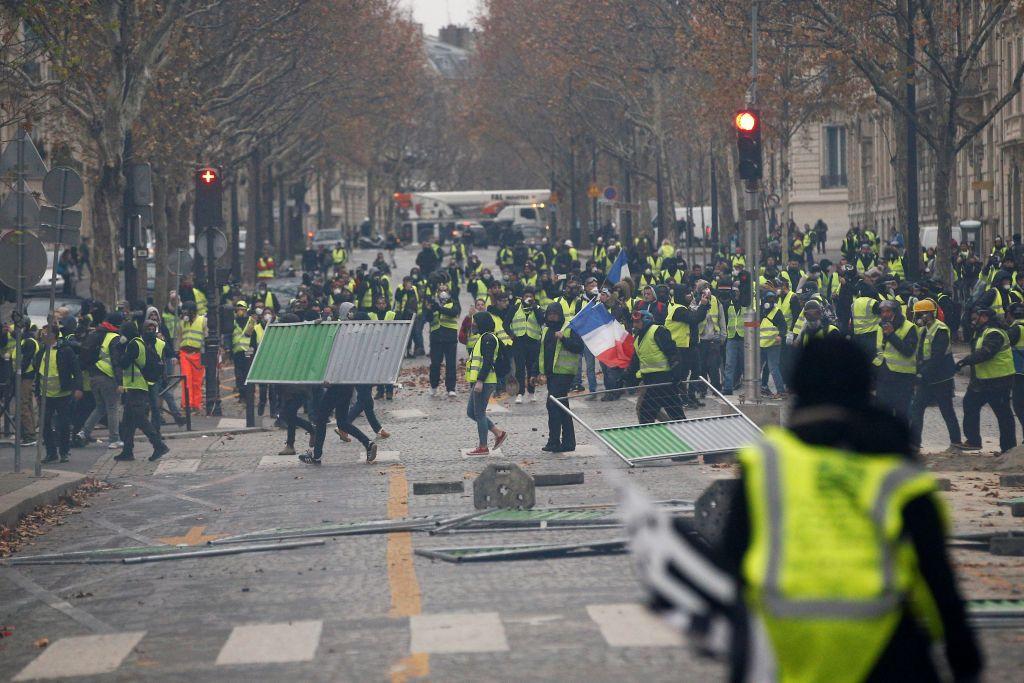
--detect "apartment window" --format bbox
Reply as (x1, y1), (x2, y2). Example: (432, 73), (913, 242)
(821, 125), (847, 188)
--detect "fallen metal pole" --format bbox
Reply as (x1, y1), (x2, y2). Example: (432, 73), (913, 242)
(429, 510), (490, 536)
(120, 539), (324, 564)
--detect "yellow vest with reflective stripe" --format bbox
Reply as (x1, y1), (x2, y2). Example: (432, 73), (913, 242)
(193, 289), (207, 316)
(491, 313), (513, 346)
(431, 308), (459, 333)
(41, 346), (70, 398)
(181, 316), (205, 351)
(149, 338), (166, 387)
(759, 306), (782, 348)
(332, 247), (347, 265)
(664, 303), (691, 349)
(95, 332), (117, 378)
(740, 428), (943, 683)
(232, 319), (254, 353)
(728, 306), (750, 339)
(874, 319), (916, 374)
(975, 327), (1014, 379)
(701, 295), (722, 337)
(122, 338), (149, 391)
(539, 324), (578, 375)
(852, 297), (879, 335)
(465, 332), (498, 383)
(511, 303), (541, 340)
(920, 320), (951, 363)
(635, 325), (671, 377)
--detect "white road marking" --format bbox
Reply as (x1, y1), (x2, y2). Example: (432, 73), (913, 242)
(374, 450), (401, 463)
(586, 603), (684, 647)
(390, 408), (426, 419)
(410, 612), (509, 653)
(154, 458), (200, 475)
(216, 620), (322, 665)
(14, 632), (145, 680)
(256, 455), (300, 470)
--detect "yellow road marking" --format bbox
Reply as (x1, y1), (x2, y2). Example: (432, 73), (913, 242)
(386, 464), (429, 682)
(156, 525), (223, 546)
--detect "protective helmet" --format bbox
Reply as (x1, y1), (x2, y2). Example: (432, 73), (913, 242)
(913, 299), (937, 314)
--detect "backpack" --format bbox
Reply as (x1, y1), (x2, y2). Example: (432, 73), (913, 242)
(134, 337), (164, 384)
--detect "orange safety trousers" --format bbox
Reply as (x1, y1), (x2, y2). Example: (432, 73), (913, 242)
(179, 349), (204, 409)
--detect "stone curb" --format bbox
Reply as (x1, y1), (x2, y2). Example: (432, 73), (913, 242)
(0, 469), (88, 530)
(162, 426), (273, 441)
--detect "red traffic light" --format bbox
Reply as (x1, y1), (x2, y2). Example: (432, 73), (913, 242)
(198, 167), (219, 185)
(735, 111), (758, 132)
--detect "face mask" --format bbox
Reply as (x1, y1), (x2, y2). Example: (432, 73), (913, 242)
(119, 335), (128, 343)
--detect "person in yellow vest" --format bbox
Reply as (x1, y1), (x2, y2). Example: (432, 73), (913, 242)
(851, 284), (882, 357)
(231, 301), (261, 399)
(9, 315), (40, 445)
(252, 281), (280, 313)
(256, 246), (276, 282)
(331, 242), (348, 271)
(510, 289), (542, 404)
(592, 236), (608, 267)
(712, 337), (982, 682)
(721, 278), (749, 395)
(908, 299), (962, 451)
(142, 313), (185, 434)
(539, 303), (584, 452)
(627, 310), (686, 423)
(956, 307), (1017, 452)
(177, 301), (207, 411)
(464, 312), (509, 456)
(658, 238), (674, 260)
(1007, 302), (1024, 435)
(34, 320), (82, 463)
(758, 291), (788, 398)
(666, 285), (710, 406)
(179, 276), (207, 316)
(112, 320), (169, 462)
(427, 282), (461, 396)
(873, 299), (918, 422)
(77, 311), (125, 448)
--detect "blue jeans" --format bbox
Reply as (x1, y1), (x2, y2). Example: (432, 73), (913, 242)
(724, 338), (744, 393)
(761, 345), (786, 394)
(575, 348), (598, 392)
(467, 383), (496, 446)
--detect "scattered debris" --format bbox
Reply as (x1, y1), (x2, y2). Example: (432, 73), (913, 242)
(532, 472), (584, 487)
(416, 539), (627, 563)
(1, 479), (115, 558)
(473, 463), (535, 509)
(34, 637), (49, 649)
(211, 517), (441, 545)
(412, 481), (464, 495)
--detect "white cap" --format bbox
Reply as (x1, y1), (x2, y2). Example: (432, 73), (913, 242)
(565, 240), (574, 248)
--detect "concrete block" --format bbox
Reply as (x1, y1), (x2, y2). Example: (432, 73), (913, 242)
(473, 463), (534, 509)
(989, 533), (1024, 556)
(722, 403), (783, 428)
(1011, 502), (1024, 517)
(533, 472), (584, 487)
(1000, 474), (1024, 488)
(412, 481), (465, 495)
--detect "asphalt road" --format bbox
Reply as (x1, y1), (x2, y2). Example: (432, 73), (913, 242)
(1, 245), (1021, 681)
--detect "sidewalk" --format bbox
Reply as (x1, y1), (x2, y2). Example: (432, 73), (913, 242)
(0, 468), (86, 529)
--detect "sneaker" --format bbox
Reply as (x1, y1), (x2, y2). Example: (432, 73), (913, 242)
(299, 451), (321, 465)
(447, 391), (457, 397)
(530, 394), (537, 403)
(148, 443), (170, 462)
(41, 455), (59, 464)
(108, 441), (124, 450)
(515, 395), (523, 404)
(174, 416), (186, 427)
(113, 453), (135, 461)
(541, 444), (559, 453)
(466, 446), (490, 456)
(279, 445), (296, 455)
(335, 427), (351, 443)
(429, 387), (438, 397)
(960, 443), (982, 452)
(366, 442), (378, 463)
(59, 453), (70, 463)
(492, 430), (509, 450)
(70, 435), (86, 448)
(376, 429), (390, 440)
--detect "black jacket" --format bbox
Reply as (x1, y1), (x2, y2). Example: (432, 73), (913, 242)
(917, 323), (955, 385)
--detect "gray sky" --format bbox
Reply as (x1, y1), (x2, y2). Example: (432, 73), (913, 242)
(403, 0), (479, 35)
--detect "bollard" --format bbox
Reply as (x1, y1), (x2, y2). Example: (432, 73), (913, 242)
(245, 383), (255, 428)
(183, 383), (192, 432)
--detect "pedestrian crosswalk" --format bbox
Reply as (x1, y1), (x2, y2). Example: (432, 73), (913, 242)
(11, 604), (682, 678)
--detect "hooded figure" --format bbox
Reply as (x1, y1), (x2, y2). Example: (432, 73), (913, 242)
(463, 310), (507, 455)
(539, 303), (584, 452)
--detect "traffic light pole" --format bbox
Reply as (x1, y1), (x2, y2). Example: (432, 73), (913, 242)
(743, 180), (762, 404)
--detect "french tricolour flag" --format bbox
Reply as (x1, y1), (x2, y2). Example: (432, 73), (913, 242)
(607, 249), (630, 284)
(569, 300), (634, 369)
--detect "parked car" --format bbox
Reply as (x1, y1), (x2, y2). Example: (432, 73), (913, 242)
(514, 223), (548, 248)
(311, 228), (345, 251)
(26, 297), (83, 328)
(453, 221), (488, 248)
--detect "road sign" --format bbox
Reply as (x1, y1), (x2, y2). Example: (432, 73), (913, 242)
(42, 167), (85, 208)
(131, 162), (154, 207)
(0, 230), (46, 289)
(0, 131), (47, 180)
(168, 249), (194, 276)
(38, 207), (83, 245)
(194, 228), (228, 260)
(587, 183), (601, 199)
(603, 186), (618, 201)
(0, 188), (39, 228)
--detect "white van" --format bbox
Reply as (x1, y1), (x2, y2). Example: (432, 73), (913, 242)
(919, 225), (962, 249)
(495, 204), (546, 228)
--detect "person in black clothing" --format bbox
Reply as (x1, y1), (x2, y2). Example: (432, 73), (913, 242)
(35, 320), (83, 463)
(708, 338), (982, 682)
(627, 310), (686, 423)
(304, 383), (377, 465)
(415, 241), (441, 277)
(113, 320), (169, 462)
(539, 303), (585, 452)
(909, 301), (962, 450)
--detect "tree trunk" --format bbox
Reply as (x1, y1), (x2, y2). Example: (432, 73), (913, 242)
(244, 153), (262, 287)
(322, 163), (336, 230)
(89, 148), (124, 304)
(933, 144), (956, 286)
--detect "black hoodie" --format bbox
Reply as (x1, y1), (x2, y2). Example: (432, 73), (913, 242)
(540, 303), (583, 375)
(472, 312), (498, 381)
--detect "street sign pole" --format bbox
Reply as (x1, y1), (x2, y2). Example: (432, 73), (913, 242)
(742, 1), (762, 404)
(13, 134), (25, 473)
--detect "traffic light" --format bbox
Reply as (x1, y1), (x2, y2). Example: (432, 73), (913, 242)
(195, 166), (223, 229)
(734, 109), (762, 181)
